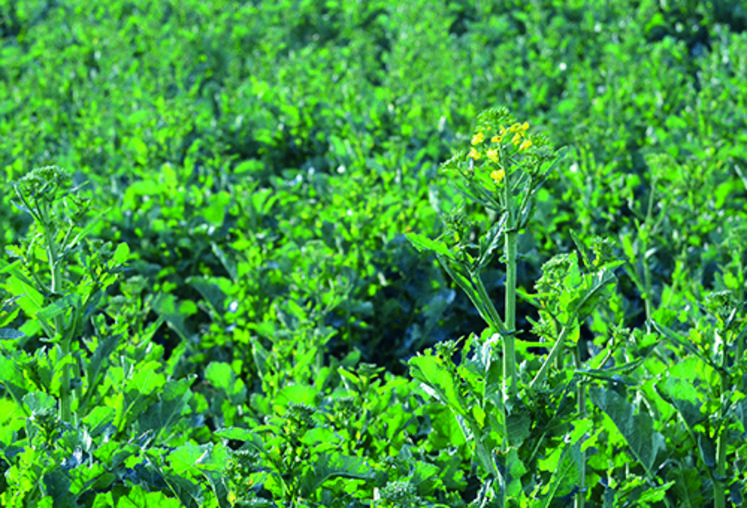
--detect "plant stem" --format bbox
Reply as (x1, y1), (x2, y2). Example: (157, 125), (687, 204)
(504, 228), (518, 398)
(714, 328), (729, 508)
(529, 321), (575, 391)
(574, 348), (586, 508)
(41, 201), (72, 422)
(714, 426), (726, 508)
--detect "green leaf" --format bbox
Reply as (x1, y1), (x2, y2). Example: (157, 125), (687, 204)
(170, 442), (229, 476)
(187, 277), (227, 318)
(650, 320), (719, 371)
(82, 405), (116, 437)
(589, 386), (666, 478)
(202, 191), (231, 226)
(0, 328), (24, 340)
(409, 354), (467, 417)
(535, 442), (579, 508)
(111, 242), (131, 265)
(205, 362), (246, 404)
(0, 355), (32, 415)
(115, 485), (182, 507)
(274, 384), (320, 412)
(210, 242), (237, 282)
(151, 293), (197, 342)
(80, 333), (120, 413)
(299, 454), (374, 497)
(0, 259), (44, 316)
(654, 377), (705, 433)
(136, 376), (194, 441)
(498, 447), (528, 501)
(23, 391), (56, 415)
(406, 232), (453, 258)
(216, 428), (267, 454)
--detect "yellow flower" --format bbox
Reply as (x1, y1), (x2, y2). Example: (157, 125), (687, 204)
(511, 133), (522, 146)
(520, 121), (529, 132)
(471, 132), (485, 145)
(519, 138), (532, 151)
(486, 149), (499, 164)
(469, 147), (481, 160)
(509, 123), (521, 133)
(490, 169), (505, 185)
(491, 134), (503, 143)
(499, 125), (507, 136)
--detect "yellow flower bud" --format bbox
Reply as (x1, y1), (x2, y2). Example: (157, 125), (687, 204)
(519, 138), (532, 151)
(469, 147), (481, 160)
(486, 149), (499, 164)
(490, 169), (505, 185)
(471, 132), (485, 145)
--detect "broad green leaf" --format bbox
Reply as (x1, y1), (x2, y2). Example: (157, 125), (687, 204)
(668, 466), (704, 507)
(299, 454), (374, 497)
(506, 412), (531, 446)
(205, 362), (246, 404)
(651, 320), (718, 371)
(0, 357), (32, 415)
(571, 267), (617, 322)
(187, 276), (228, 318)
(406, 232), (453, 258)
(111, 242), (131, 265)
(150, 293), (197, 342)
(589, 386), (666, 478)
(422, 403), (467, 449)
(202, 191), (231, 226)
(499, 447), (528, 501)
(536, 442), (579, 508)
(80, 332), (121, 413)
(216, 428), (267, 454)
(115, 485), (182, 508)
(301, 427), (341, 448)
(274, 383), (320, 411)
(92, 493), (114, 508)
(23, 391), (56, 415)
(210, 242), (237, 282)
(1, 261), (44, 317)
(409, 355), (467, 417)
(42, 470), (73, 505)
(82, 405), (116, 436)
(136, 376), (194, 441)
(654, 377), (704, 434)
(0, 328), (24, 340)
(170, 442), (229, 476)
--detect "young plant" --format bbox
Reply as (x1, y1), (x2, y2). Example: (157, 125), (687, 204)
(408, 108), (629, 506)
(0, 167), (131, 422)
(0, 168), (226, 506)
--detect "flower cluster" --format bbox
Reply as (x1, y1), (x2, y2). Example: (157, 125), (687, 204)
(467, 121), (533, 186)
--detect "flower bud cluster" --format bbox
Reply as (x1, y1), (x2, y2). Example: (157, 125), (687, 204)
(468, 120), (533, 186)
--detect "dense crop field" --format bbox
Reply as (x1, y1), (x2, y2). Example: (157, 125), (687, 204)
(1, 0), (747, 506)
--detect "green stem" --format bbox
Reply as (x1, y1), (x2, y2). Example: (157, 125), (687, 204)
(473, 275), (508, 336)
(574, 347), (586, 508)
(504, 229), (518, 398)
(529, 320), (575, 391)
(714, 425), (726, 508)
(714, 329), (729, 508)
(40, 201), (72, 422)
(642, 247), (653, 323)
(642, 176), (658, 323)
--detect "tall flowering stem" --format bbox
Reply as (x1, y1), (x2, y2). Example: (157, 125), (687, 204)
(451, 109), (559, 401)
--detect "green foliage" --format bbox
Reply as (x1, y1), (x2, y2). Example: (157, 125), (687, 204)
(1, 0), (746, 505)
